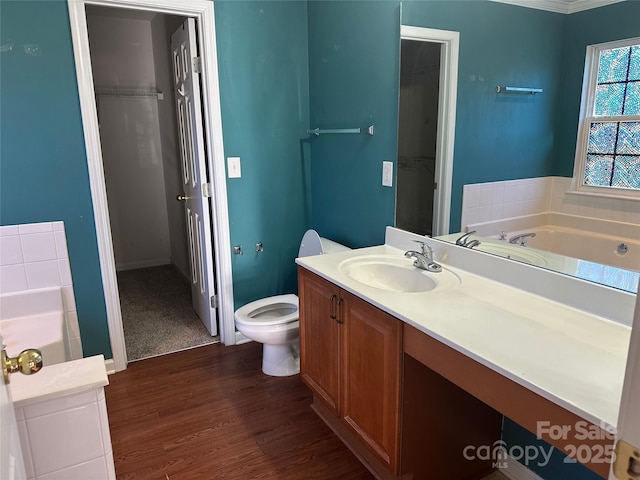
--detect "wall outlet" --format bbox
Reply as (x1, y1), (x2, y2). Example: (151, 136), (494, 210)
(227, 157), (241, 178)
(382, 161), (393, 187)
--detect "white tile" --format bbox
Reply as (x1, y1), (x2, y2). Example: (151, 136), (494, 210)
(62, 286), (77, 312)
(70, 339), (84, 360)
(0, 225), (20, 236)
(504, 185), (518, 203)
(52, 221), (65, 232)
(98, 395), (113, 454)
(18, 223), (53, 235)
(479, 187), (493, 207)
(0, 264), (28, 293)
(24, 261), (61, 289)
(464, 188), (481, 209)
(54, 231), (69, 259)
(23, 390), (96, 419)
(17, 419), (36, 480)
(58, 259), (72, 286)
(27, 402), (104, 475)
(65, 310), (81, 339)
(476, 206), (492, 223)
(0, 235), (24, 265)
(105, 451), (116, 480)
(38, 456), (109, 480)
(20, 233), (57, 263)
(491, 185), (505, 206)
(490, 203), (504, 221)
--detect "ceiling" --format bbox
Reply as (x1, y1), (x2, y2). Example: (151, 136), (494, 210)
(490, 0), (626, 14)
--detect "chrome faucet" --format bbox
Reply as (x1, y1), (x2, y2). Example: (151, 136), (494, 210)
(455, 230), (481, 248)
(405, 240), (442, 273)
(508, 232), (536, 246)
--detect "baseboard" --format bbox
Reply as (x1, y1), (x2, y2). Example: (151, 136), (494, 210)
(234, 331), (251, 345)
(104, 358), (117, 375)
(115, 258), (171, 271)
(501, 455), (544, 480)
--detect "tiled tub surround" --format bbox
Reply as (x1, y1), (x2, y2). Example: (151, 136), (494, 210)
(10, 355), (114, 480)
(0, 288), (70, 365)
(0, 222), (82, 360)
(461, 176), (640, 229)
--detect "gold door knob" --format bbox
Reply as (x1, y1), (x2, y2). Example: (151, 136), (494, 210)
(2, 348), (43, 383)
(176, 194), (187, 202)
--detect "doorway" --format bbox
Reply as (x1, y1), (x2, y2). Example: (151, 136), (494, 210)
(395, 26), (459, 237)
(68, 0), (235, 372)
(85, 6), (217, 362)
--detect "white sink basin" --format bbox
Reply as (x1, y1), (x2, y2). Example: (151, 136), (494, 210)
(475, 243), (548, 267)
(338, 255), (461, 293)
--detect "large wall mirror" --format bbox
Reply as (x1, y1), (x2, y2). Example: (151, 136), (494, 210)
(394, 1), (639, 294)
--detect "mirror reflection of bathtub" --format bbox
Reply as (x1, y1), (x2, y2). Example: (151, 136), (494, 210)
(437, 212), (640, 293)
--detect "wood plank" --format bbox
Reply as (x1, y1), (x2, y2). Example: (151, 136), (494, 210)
(105, 342), (374, 480)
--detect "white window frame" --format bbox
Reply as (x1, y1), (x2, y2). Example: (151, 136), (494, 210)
(572, 36), (640, 200)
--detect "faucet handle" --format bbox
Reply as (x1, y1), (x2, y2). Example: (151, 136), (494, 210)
(412, 240), (433, 256)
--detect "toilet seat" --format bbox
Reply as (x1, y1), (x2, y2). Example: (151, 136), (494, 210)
(234, 294), (299, 327)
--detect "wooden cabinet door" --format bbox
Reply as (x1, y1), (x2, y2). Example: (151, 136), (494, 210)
(298, 268), (341, 415)
(340, 290), (402, 474)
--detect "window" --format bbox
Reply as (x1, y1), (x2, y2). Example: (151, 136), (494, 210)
(574, 38), (640, 195)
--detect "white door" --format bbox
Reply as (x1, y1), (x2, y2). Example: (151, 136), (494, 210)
(171, 19), (218, 336)
(0, 337), (27, 480)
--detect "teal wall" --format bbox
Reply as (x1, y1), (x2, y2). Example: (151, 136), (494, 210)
(215, 1), (310, 307)
(402, 1), (565, 232)
(307, 0), (400, 248)
(0, 1), (112, 358)
(0, 0), (310, 356)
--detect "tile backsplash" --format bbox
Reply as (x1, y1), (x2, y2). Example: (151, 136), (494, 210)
(461, 177), (640, 230)
(0, 221), (82, 359)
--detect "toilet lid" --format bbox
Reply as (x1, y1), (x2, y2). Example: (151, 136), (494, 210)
(234, 294), (299, 326)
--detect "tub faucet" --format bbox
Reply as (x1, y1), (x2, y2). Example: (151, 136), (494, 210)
(456, 230), (481, 249)
(405, 240), (442, 273)
(508, 232), (536, 246)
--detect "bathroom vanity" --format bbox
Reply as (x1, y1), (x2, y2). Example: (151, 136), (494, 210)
(296, 227), (632, 479)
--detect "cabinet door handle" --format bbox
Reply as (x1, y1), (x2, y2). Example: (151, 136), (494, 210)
(330, 294), (337, 320)
(336, 298), (343, 324)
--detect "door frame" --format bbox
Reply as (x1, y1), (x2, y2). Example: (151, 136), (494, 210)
(67, 0), (235, 373)
(399, 25), (459, 237)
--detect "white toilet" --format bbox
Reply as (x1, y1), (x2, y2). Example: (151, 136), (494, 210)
(234, 230), (349, 376)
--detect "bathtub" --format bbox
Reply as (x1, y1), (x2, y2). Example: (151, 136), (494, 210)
(0, 287), (70, 365)
(463, 212), (640, 292)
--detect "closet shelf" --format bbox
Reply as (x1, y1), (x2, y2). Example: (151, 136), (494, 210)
(95, 87), (163, 100)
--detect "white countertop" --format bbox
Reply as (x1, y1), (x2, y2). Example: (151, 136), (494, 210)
(10, 355), (108, 407)
(296, 243), (631, 430)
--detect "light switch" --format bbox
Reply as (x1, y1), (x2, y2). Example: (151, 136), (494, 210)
(382, 161), (393, 187)
(227, 157), (241, 178)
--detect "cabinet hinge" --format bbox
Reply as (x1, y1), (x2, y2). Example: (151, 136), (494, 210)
(202, 182), (212, 198)
(192, 56), (202, 74)
(210, 295), (218, 309)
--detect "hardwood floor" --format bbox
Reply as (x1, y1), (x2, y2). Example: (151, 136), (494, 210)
(105, 342), (373, 480)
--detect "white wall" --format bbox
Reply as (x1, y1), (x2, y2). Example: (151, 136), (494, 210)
(87, 13), (172, 271)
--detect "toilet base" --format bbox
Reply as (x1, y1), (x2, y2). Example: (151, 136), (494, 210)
(262, 342), (300, 376)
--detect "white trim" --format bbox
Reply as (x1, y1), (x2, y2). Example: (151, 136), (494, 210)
(489, 0), (625, 14)
(104, 358), (116, 375)
(67, 0), (235, 373)
(400, 25), (458, 236)
(501, 455), (545, 480)
(571, 37), (640, 200)
(115, 258), (171, 272)
(234, 331), (251, 345)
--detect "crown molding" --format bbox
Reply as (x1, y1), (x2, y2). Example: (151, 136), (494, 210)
(490, 0), (626, 14)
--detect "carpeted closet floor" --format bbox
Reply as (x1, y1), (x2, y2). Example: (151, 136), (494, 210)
(117, 265), (218, 362)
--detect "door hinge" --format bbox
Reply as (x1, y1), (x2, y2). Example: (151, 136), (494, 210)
(210, 295), (218, 309)
(613, 439), (640, 479)
(192, 56), (202, 74)
(434, 182), (438, 190)
(202, 182), (212, 198)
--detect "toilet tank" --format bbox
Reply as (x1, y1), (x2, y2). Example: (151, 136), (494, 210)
(298, 229), (350, 257)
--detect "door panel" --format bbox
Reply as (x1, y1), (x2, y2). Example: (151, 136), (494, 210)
(171, 18), (217, 336)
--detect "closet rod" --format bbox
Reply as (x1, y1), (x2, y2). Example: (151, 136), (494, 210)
(307, 125), (375, 136)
